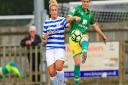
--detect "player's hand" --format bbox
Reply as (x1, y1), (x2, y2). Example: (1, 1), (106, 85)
(66, 23), (71, 28)
(42, 33), (48, 43)
(25, 40), (32, 45)
(102, 36), (108, 44)
(74, 16), (81, 22)
(65, 23), (71, 32)
(42, 33), (48, 39)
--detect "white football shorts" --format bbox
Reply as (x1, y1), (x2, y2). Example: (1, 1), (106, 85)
(46, 48), (65, 67)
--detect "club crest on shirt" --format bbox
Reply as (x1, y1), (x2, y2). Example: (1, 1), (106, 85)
(57, 23), (62, 27)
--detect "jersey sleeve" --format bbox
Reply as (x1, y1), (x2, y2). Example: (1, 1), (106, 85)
(90, 12), (96, 25)
(62, 18), (67, 28)
(42, 22), (48, 34)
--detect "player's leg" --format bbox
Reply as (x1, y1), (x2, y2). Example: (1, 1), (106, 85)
(48, 64), (58, 85)
(81, 34), (89, 63)
(0, 61), (24, 79)
(56, 60), (64, 85)
(46, 49), (58, 85)
(74, 55), (81, 85)
(69, 37), (82, 85)
(55, 48), (65, 85)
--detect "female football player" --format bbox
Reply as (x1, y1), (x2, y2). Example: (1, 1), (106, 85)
(42, 0), (70, 85)
(67, 0), (108, 84)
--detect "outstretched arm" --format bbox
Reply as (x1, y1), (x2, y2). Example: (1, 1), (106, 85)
(91, 23), (108, 43)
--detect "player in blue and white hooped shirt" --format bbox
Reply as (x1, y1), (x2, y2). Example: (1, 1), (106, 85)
(42, 0), (70, 85)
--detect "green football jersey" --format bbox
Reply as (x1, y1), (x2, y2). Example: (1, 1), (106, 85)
(68, 5), (96, 34)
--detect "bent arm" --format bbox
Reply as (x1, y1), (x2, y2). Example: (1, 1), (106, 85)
(20, 37), (29, 47)
(67, 16), (81, 23)
(91, 23), (108, 41)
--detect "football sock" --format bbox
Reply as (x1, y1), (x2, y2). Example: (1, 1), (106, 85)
(81, 40), (88, 52)
(50, 75), (58, 85)
(74, 65), (80, 85)
(57, 70), (64, 85)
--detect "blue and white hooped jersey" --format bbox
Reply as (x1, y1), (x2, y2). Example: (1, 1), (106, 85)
(42, 16), (67, 49)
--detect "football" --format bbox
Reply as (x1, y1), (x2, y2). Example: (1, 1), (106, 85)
(71, 29), (82, 42)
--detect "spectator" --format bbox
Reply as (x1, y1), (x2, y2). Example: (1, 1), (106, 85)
(20, 25), (41, 82)
(20, 25), (41, 47)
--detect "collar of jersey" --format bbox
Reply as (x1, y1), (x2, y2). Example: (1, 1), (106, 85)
(50, 16), (59, 20)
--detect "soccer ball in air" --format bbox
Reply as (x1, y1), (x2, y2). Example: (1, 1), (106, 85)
(71, 30), (82, 42)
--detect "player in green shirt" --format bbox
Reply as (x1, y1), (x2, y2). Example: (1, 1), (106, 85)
(67, 0), (108, 85)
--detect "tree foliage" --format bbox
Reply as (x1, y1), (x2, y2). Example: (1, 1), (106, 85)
(0, 0), (33, 15)
(0, 0), (97, 15)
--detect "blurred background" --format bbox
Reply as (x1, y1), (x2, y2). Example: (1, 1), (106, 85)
(0, 0), (128, 85)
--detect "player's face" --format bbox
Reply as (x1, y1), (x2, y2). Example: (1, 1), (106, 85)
(50, 5), (58, 20)
(81, 0), (90, 10)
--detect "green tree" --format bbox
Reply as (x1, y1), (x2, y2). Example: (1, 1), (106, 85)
(0, 0), (33, 15)
(0, 0), (98, 15)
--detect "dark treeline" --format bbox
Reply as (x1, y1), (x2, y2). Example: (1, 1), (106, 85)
(0, 0), (33, 15)
(0, 0), (98, 15)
